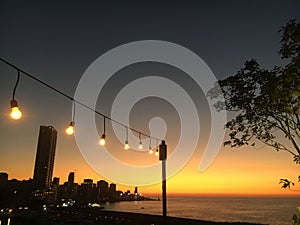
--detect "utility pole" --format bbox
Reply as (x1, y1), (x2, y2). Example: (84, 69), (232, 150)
(159, 140), (167, 219)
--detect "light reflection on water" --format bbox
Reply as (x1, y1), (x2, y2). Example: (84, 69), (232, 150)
(102, 196), (299, 225)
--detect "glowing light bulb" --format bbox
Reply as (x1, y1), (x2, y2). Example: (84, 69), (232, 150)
(138, 141), (143, 150)
(99, 134), (106, 146)
(10, 100), (22, 120)
(65, 122), (74, 135)
(11, 107), (22, 120)
(155, 149), (159, 156)
(124, 140), (129, 150)
(149, 147), (153, 154)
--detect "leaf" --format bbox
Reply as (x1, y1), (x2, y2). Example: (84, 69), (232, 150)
(279, 178), (295, 189)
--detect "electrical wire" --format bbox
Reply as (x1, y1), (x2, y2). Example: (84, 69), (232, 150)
(0, 57), (163, 142)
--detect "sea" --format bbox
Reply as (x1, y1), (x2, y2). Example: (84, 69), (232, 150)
(102, 196), (300, 225)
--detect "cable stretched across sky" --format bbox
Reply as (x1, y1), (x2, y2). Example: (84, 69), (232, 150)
(0, 57), (163, 149)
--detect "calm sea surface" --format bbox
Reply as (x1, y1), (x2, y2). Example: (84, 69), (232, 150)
(102, 196), (300, 225)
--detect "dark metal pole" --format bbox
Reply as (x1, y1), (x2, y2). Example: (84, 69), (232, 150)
(159, 140), (167, 218)
(162, 159), (167, 217)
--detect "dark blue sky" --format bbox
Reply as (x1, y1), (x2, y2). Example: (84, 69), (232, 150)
(1, 0), (299, 120)
(1, 1), (299, 81)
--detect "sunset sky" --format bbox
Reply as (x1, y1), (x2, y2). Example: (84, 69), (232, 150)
(0, 1), (299, 196)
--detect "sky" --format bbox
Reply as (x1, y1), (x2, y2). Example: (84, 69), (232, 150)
(0, 0), (300, 196)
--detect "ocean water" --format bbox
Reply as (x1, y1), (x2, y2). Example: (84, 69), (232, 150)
(102, 196), (300, 225)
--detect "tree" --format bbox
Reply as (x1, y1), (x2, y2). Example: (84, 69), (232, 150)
(207, 20), (300, 188)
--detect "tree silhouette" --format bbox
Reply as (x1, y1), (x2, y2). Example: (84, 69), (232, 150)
(207, 20), (299, 189)
(279, 179), (295, 189)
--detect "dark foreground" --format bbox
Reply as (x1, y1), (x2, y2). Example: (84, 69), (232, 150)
(0, 208), (265, 225)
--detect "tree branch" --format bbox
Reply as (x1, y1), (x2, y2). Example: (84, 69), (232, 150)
(284, 113), (300, 154)
(258, 139), (297, 156)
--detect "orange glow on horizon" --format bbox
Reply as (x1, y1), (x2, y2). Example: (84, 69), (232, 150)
(1, 120), (299, 197)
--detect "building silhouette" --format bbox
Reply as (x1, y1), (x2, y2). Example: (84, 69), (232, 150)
(53, 177), (60, 186)
(33, 126), (57, 190)
(66, 172), (77, 199)
(78, 179), (97, 202)
(68, 172), (74, 184)
(134, 187), (138, 195)
(97, 180), (108, 201)
(0, 172), (8, 185)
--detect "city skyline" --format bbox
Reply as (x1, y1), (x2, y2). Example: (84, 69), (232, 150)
(1, 169), (146, 196)
(0, 169), (152, 212)
(1, 1), (300, 196)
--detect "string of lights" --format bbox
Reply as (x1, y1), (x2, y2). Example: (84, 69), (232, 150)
(0, 57), (164, 152)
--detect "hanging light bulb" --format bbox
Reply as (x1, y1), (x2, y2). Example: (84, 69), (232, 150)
(65, 121), (74, 135)
(149, 147), (153, 154)
(138, 140), (143, 150)
(66, 101), (75, 135)
(124, 127), (129, 150)
(148, 138), (153, 154)
(124, 140), (129, 150)
(155, 149), (159, 156)
(10, 69), (22, 120)
(99, 116), (106, 146)
(10, 100), (22, 120)
(99, 134), (106, 146)
(138, 133), (143, 150)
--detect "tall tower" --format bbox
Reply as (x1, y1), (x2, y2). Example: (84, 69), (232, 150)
(33, 126), (57, 190)
(68, 172), (75, 184)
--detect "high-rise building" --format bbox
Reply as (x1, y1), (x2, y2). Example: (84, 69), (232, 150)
(0, 172), (8, 187)
(97, 180), (108, 200)
(33, 126), (57, 190)
(134, 187), (138, 195)
(68, 172), (74, 184)
(67, 172), (75, 198)
(109, 183), (116, 193)
(52, 177), (60, 202)
(109, 183), (117, 199)
(53, 177), (60, 186)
